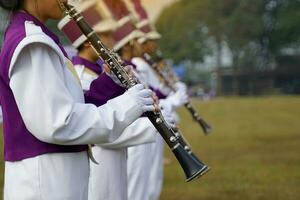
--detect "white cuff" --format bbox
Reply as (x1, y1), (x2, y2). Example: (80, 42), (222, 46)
(99, 118), (156, 149)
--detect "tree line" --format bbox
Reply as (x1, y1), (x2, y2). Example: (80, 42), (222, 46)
(156, 0), (300, 70)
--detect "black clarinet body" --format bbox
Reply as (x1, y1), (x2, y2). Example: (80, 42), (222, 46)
(63, 4), (209, 182)
(144, 53), (212, 134)
(184, 103), (212, 134)
(172, 128), (206, 167)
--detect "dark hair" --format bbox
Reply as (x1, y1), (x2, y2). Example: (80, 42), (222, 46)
(77, 43), (85, 52)
(0, 0), (23, 10)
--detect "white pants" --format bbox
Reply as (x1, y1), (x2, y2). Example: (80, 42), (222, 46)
(4, 151), (89, 200)
(127, 143), (153, 200)
(88, 146), (128, 200)
(148, 135), (164, 200)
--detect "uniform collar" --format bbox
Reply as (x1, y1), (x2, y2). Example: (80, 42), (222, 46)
(72, 56), (103, 75)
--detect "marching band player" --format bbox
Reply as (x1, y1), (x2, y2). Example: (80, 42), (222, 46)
(0, 0), (156, 199)
(99, 1), (158, 199)
(101, 1), (179, 199)
(128, 1), (190, 199)
(137, 36), (189, 200)
(58, 1), (157, 199)
(133, 36), (188, 200)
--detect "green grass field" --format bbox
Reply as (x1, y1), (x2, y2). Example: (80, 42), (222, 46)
(160, 96), (300, 200)
(0, 96), (300, 200)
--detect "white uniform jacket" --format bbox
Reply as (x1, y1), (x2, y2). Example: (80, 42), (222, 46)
(4, 22), (145, 200)
(73, 63), (156, 200)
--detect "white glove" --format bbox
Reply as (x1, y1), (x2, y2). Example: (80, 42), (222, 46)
(175, 81), (187, 93)
(171, 112), (180, 124)
(165, 89), (189, 109)
(161, 107), (176, 128)
(127, 84), (155, 112)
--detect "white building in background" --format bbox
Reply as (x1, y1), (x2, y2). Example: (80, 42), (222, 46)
(201, 42), (233, 70)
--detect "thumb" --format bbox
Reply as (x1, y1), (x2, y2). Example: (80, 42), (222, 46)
(103, 64), (111, 73)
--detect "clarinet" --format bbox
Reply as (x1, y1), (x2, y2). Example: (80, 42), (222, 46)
(62, 4), (209, 182)
(144, 53), (212, 134)
(151, 51), (178, 83)
(172, 127), (207, 167)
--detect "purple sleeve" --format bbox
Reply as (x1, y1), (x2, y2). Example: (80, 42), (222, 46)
(84, 73), (126, 106)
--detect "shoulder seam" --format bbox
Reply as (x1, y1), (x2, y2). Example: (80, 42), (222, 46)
(9, 34), (65, 78)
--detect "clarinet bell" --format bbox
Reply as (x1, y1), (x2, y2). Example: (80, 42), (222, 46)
(198, 118), (212, 135)
(172, 144), (210, 182)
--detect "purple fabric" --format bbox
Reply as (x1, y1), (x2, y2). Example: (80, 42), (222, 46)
(72, 56), (102, 75)
(150, 86), (167, 100)
(1, 12), (68, 84)
(85, 73), (126, 106)
(96, 59), (105, 69)
(0, 12), (87, 161)
(72, 56), (126, 106)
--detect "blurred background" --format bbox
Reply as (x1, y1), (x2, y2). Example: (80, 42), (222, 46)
(1, 0), (300, 199)
(1, 0), (300, 96)
(153, 0), (300, 97)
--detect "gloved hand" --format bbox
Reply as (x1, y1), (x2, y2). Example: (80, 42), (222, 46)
(175, 81), (187, 93)
(127, 84), (156, 112)
(164, 89), (189, 110)
(161, 107), (176, 128)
